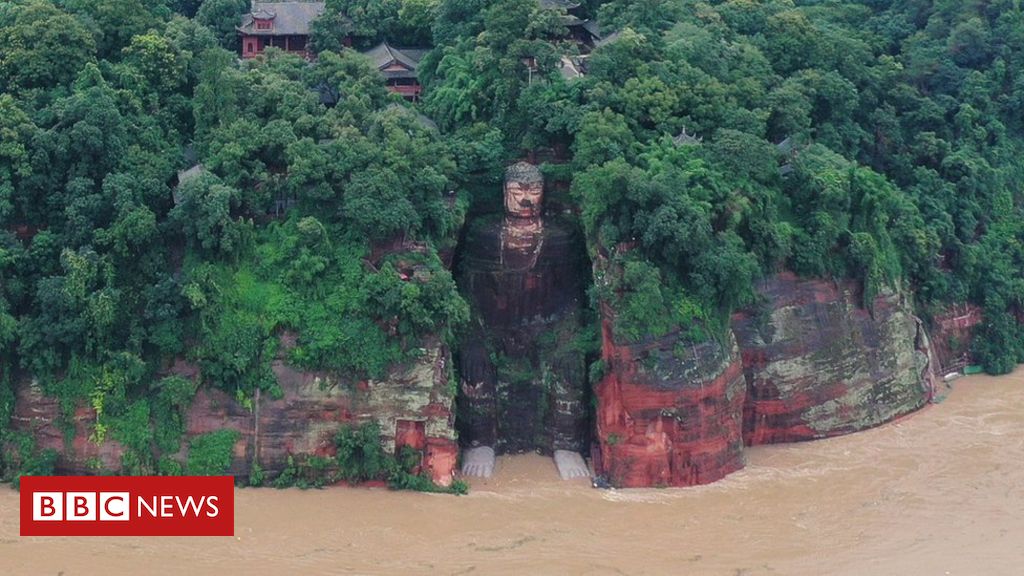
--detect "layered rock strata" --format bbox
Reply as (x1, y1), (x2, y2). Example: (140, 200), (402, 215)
(9, 336), (459, 486)
(593, 269), (936, 487)
(593, 313), (746, 487)
(730, 272), (934, 446)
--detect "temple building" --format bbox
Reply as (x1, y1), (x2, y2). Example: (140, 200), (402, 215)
(362, 42), (428, 101)
(540, 0), (601, 47)
(238, 2), (326, 60)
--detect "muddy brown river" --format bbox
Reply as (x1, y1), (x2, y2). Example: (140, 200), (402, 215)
(2, 369), (1023, 575)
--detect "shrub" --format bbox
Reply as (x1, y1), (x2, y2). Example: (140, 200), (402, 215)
(108, 400), (154, 475)
(151, 376), (197, 455)
(335, 421), (388, 482)
(186, 429), (240, 476)
(331, 421), (466, 494)
(4, 432), (58, 489)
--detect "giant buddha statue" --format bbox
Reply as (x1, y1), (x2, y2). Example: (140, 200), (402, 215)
(457, 161), (589, 481)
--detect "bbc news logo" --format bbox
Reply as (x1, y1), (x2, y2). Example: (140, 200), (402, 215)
(33, 491), (132, 521)
(21, 476), (234, 536)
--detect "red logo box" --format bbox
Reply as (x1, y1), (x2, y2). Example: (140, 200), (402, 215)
(20, 476), (234, 536)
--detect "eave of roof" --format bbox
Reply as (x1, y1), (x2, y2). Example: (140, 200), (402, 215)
(539, 0), (581, 10)
(237, 2), (326, 36)
(363, 42), (428, 72)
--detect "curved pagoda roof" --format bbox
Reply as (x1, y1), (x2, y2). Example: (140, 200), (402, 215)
(363, 42), (429, 80)
(238, 2), (326, 36)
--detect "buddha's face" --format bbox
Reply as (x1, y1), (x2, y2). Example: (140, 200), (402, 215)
(504, 177), (544, 218)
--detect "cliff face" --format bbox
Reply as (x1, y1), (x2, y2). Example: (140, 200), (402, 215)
(11, 380), (127, 472)
(9, 337), (458, 486)
(594, 312), (746, 488)
(928, 303), (983, 373)
(593, 264), (938, 487)
(730, 272), (934, 445)
(11, 260), (946, 490)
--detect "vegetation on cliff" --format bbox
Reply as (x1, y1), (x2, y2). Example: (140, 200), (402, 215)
(421, 0), (1024, 372)
(0, 0), (467, 484)
(1, 0), (1023, 483)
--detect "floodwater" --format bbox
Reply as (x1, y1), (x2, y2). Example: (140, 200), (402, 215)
(2, 369), (1023, 575)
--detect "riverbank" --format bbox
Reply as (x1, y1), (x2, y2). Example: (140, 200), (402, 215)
(2, 369), (1022, 575)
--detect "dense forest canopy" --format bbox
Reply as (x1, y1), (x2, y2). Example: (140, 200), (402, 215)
(1, 0), (1023, 479)
(413, 0), (1024, 368)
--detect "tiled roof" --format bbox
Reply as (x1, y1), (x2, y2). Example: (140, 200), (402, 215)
(363, 42), (429, 80)
(386, 104), (438, 131)
(558, 56), (584, 80)
(174, 164), (206, 205)
(594, 30), (623, 49)
(238, 2), (325, 36)
(539, 0), (581, 10)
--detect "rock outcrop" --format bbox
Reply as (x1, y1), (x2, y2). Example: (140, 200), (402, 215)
(593, 311), (746, 488)
(928, 303), (983, 373)
(8, 337), (459, 486)
(10, 380), (127, 472)
(592, 264), (938, 487)
(11, 260), (947, 491)
(730, 272), (934, 445)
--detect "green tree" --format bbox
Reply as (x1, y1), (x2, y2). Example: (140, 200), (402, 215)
(195, 0), (249, 49)
(63, 0), (161, 59)
(0, 1), (97, 95)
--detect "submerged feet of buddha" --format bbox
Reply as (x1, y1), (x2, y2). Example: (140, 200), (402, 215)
(461, 446), (496, 478)
(553, 450), (591, 480)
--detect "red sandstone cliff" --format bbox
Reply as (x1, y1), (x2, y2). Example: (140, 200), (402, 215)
(730, 272), (935, 446)
(8, 336), (458, 487)
(928, 303), (983, 373)
(593, 266), (941, 487)
(594, 310), (746, 488)
(10, 380), (127, 472)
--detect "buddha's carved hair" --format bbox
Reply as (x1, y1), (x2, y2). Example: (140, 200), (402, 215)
(505, 161), (543, 185)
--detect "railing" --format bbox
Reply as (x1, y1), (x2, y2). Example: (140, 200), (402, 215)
(944, 354), (968, 376)
(387, 84), (422, 100)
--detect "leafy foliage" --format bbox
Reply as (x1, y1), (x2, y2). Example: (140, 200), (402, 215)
(425, 0), (1024, 370)
(2, 432), (58, 489)
(187, 429), (240, 476)
(333, 421), (466, 494)
(0, 0), (474, 485)
(2, 0), (1024, 487)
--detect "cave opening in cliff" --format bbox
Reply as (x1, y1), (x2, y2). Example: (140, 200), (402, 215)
(450, 163), (597, 479)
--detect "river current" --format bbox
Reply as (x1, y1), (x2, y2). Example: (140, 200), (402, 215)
(2, 369), (1022, 575)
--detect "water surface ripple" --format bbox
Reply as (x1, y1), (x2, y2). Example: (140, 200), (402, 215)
(2, 370), (1022, 575)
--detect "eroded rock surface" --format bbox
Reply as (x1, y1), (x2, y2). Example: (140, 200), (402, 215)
(928, 303), (983, 373)
(593, 312), (746, 488)
(9, 337), (459, 486)
(730, 272), (934, 445)
(10, 380), (126, 473)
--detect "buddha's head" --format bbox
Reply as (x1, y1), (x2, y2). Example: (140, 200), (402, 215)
(504, 161), (544, 219)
